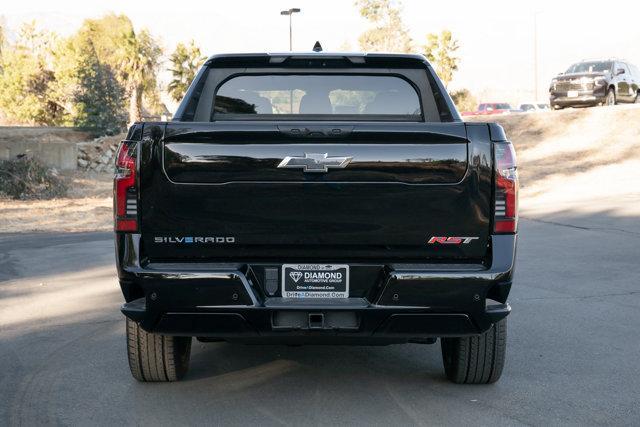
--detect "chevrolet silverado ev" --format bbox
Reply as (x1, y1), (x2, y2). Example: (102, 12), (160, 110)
(114, 51), (518, 384)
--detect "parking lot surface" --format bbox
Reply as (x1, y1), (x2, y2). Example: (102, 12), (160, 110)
(1, 214), (639, 426)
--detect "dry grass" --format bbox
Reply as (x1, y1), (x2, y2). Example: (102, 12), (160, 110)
(0, 171), (112, 233)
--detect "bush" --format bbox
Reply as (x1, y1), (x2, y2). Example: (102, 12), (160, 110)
(0, 155), (68, 199)
(450, 88), (478, 113)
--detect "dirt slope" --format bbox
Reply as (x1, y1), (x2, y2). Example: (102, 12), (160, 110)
(468, 105), (640, 231)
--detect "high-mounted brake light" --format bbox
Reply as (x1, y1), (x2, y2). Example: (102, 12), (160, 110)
(114, 141), (138, 232)
(494, 142), (518, 233)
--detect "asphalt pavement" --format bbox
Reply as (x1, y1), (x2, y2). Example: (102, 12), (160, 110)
(1, 214), (639, 426)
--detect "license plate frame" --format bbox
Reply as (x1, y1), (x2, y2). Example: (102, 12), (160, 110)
(282, 264), (349, 298)
(567, 90), (579, 98)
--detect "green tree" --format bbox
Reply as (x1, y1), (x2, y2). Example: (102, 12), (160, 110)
(49, 26), (128, 131)
(0, 15), (160, 130)
(73, 41), (127, 134)
(167, 41), (205, 102)
(423, 30), (460, 88)
(74, 14), (162, 125)
(355, 0), (412, 53)
(143, 81), (169, 119)
(0, 21), (5, 60)
(0, 22), (63, 125)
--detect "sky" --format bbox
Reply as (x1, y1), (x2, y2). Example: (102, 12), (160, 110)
(3, 0), (640, 109)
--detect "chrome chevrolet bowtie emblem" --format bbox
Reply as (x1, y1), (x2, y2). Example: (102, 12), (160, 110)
(277, 153), (352, 173)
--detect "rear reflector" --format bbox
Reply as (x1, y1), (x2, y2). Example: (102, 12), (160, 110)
(494, 142), (518, 234)
(114, 141), (138, 232)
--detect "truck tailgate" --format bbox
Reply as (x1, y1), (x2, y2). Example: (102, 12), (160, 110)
(139, 122), (492, 261)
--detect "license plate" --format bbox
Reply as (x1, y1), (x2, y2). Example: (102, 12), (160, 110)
(567, 90), (579, 98)
(282, 264), (349, 298)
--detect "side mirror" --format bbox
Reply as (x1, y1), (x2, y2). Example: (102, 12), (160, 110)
(616, 68), (625, 76)
(557, 72), (564, 76)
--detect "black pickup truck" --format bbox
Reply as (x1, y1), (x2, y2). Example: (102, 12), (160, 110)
(115, 52), (518, 384)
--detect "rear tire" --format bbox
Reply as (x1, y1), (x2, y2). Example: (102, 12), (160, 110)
(126, 317), (192, 382)
(441, 318), (507, 384)
(606, 88), (616, 106)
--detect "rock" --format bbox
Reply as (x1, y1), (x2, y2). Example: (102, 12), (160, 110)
(99, 153), (111, 164)
(76, 137), (126, 172)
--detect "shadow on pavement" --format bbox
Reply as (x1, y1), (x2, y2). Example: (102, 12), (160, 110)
(1, 209), (640, 424)
(0, 231), (113, 282)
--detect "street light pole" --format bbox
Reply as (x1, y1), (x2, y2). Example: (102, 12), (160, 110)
(281, 8), (301, 113)
(288, 13), (292, 51)
(533, 11), (541, 102)
(280, 8), (301, 51)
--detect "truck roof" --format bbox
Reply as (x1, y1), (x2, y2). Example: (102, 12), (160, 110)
(204, 52), (429, 67)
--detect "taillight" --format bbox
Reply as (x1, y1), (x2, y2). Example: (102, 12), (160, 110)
(114, 141), (138, 232)
(494, 141), (518, 233)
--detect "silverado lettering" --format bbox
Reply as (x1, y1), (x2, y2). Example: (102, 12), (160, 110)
(153, 236), (236, 244)
(115, 51), (518, 384)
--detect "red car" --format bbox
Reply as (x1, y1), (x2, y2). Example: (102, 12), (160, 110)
(463, 103), (514, 116)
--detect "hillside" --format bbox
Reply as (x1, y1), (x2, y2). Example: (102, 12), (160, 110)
(468, 105), (640, 231)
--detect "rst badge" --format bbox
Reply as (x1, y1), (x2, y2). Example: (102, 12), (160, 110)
(277, 153), (352, 173)
(428, 236), (479, 245)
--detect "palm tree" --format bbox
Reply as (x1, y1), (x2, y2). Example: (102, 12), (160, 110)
(167, 41), (205, 103)
(117, 29), (161, 125)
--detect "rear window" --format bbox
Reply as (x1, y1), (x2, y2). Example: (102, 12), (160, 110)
(213, 74), (422, 120)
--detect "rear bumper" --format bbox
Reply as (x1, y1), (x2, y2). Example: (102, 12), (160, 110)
(117, 234), (516, 344)
(122, 298), (510, 344)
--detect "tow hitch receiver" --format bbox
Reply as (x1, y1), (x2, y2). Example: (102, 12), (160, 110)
(308, 313), (324, 329)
